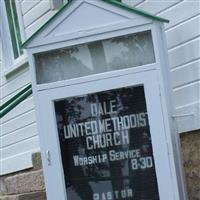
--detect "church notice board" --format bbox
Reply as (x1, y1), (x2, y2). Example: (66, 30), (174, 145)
(54, 85), (160, 200)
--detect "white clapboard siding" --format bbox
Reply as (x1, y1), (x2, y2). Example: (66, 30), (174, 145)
(171, 60), (200, 89)
(134, 0), (181, 15)
(168, 38), (200, 69)
(0, 149), (40, 175)
(175, 102), (200, 133)
(166, 15), (200, 49)
(160, 1), (200, 30)
(1, 84), (31, 107)
(1, 122), (37, 148)
(0, 132), (39, 174)
(0, 68), (31, 103)
(1, 96), (34, 123)
(0, 87), (38, 175)
(173, 82), (200, 108)
(0, 109), (36, 136)
(0, 65), (27, 87)
(23, 0), (51, 28)
(21, 0), (41, 15)
(122, 0), (145, 7)
(22, 0), (57, 38)
(0, 0), (54, 176)
(25, 10), (57, 38)
(1, 135), (39, 160)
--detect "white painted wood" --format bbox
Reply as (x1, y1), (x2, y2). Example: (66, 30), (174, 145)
(48, 1), (129, 37)
(0, 122), (37, 148)
(0, 1), (15, 69)
(171, 60), (200, 88)
(15, 0), (27, 42)
(0, 110), (36, 136)
(0, 62), (27, 86)
(136, 0), (180, 15)
(0, 69), (31, 102)
(0, 87), (31, 107)
(37, 70), (179, 200)
(25, 10), (56, 38)
(153, 23), (187, 199)
(21, 0), (41, 15)
(160, 1), (200, 30)
(166, 15), (200, 49)
(24, 0), (152, 49)
(175, 102), (200, 133)
(168, 38), (200, 68)
(1, 136), (39, 159)
(25, 15), (185, 199)
(173, 81), (200, 108)
(0, 0), (39, 176)
(0, 0), (37, 175)
(122, 0), (145, 7)
(29, 19), (152, 50)
(23, 0), (51, 28)
(1, 96), (34, 123)
(0, 148), (39, 175)
(4, 54), (28, 77)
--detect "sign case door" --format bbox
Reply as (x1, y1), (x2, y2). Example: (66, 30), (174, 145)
(38, 70), (175, 200)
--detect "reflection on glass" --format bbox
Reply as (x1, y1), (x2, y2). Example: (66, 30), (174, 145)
(54, 85), (159, 200)
(35, 31), (155, 84)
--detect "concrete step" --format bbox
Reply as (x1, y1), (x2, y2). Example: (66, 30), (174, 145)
(0, 191), (46, 200)
(4, 170), (45, 195)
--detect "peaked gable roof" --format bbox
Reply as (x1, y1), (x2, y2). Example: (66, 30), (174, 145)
(104, 0), (169, 23)
(22, 0), (169, 48)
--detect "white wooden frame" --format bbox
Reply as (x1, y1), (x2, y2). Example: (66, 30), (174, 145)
(26, 5), (187, 199)
(30, 24), (156, 91)
(37, 70), (175, 200)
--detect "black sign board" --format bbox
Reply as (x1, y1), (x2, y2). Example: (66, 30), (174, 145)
(55, 85), (159, 200)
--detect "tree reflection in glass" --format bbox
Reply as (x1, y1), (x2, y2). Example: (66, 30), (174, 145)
(35, 31), (155, 84)
(55, 86), (159, 200)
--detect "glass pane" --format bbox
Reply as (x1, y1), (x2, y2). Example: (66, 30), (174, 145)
(54, 85), (159, 200)
(5, 0), (23, 59)
(35, 31), (155, 84)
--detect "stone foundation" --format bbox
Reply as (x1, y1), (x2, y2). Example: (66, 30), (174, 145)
(0, 130), (200, 200)
(181, 130), (200, 200)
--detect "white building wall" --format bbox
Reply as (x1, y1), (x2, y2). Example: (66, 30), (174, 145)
(0, 1), (40, 175)
(20, 0), (58, 38)
(0, 65), (40, 174)
(0, 0), (61, 175)
(0, 0), (199, 175)
(0, 76), (39, 175)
